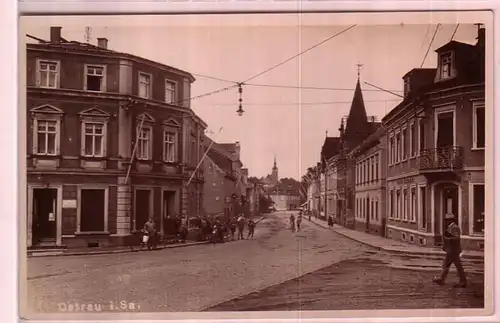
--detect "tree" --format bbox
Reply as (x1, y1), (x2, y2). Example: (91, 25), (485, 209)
(259, 194), (274, 213)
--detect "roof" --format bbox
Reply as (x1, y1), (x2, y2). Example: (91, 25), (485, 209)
(435, 40), (476, 53)
(349, 124), (387, 157)
(207, 149), (234, 178)
(403, 68), (436, 79)
(321, 137), (341, 160)
(27, 39), (196, 83)
(344, 79), (369, 136)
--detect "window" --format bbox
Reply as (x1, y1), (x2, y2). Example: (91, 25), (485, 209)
(82, 122), (105, 157)
(389, 136), (394, 165)
(371, 157), (374, 182)
(395, 132), (401, 163)
(403, 188), (408, 220)
(402, 127), (408, 160)
(471, 184), (485, 234)
(375, 155), (379, 181)
(371, 200), (374, 220)
(418, 185), (427, 230)
(389, 190), (394, 219)
(138, 72), (152, 99)
(37, 60), (59, 88)
(375, 200), (379, 220)
(190, 137), (197, 165)
(410, 123), (416, 157)
(163, 131), (176, 162)
(165, 80), (177, 104)
(404, 77), (411, 96)
(410, 187), (416, 222)
(440, 52), (452, 79)
(136, 127), (152, 160)
(396, 189), (401, 220)
(473, 101), (485, 149)
(85, 65), (106, 92)
(35, 120), (58, 155)
(419, 119), (425, 153)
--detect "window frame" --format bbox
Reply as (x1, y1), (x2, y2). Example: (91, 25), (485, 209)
(401, 126), (408, 161)
(33, 117), (60, 156)
(439, 51), (453, 80)
(81, 121), (107, 157)
(389, 133), (395, 166)
(136, 125), (153, 160)
(396, 188), (401, 220)
(162, 130), (178, 163)
(164, 79), (178, 104)
(409, 121), (416, 158)
(472, 101), (486, 150)
(410, 185), (417, 223)
(138, 71), (153, 99)
(84, 64), (107, 92)
(36, 59), (61, 89)
(417, 183), (427, 231)
(469, 182), (485, 236)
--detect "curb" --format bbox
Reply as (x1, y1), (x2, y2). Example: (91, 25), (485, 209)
(305, 218), (484, 262)
(28, 241), (211, 258)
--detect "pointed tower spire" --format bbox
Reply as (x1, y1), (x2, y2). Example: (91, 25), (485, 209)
(344, 67), (369, 136)
(273, 155), (277, 169)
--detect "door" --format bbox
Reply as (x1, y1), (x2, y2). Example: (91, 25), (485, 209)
(32, 188), (58, 245)
(441, 185), (459, 235)
(135, 190), (151, 231)
(436, 111), (454, 167)
(162, 190), (175, 234)
(80, 189), (105, 232)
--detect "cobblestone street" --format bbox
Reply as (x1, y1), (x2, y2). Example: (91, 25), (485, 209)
(26, 212), (484, 314)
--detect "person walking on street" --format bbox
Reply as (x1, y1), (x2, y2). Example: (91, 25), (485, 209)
(143, 217), (157, 250)
(433, 212), (467, 288)
(328, 215), (334, 228)
(289, 213), (296, 233)
(247, 218), (256, 239)
(296, 213), (303, 232)
(237, 214), (245, 240)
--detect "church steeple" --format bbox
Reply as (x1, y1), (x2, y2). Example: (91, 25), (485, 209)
(273, 155), (277, 170)
(344, 65), (369, 136)
(271, 155), (278, 185)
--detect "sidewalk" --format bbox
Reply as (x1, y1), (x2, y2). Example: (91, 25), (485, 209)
(305, 216), (484, 261)
(28, 215), (267, 258)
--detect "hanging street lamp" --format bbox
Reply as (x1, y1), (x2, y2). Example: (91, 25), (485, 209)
(236, 83), (244, 116)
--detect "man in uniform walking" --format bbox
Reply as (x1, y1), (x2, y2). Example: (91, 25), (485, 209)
(433, 212), (467, 288)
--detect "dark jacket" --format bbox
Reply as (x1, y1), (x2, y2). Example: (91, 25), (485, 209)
(443, 222), (462, 254)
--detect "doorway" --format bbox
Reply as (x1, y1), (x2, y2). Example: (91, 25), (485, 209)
(441, 185), (459, 235)
(32, 188), (58, 246)
(162, 190), (176, 234)
(135, 189), (151, 231)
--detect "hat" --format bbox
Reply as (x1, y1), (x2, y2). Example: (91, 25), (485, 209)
(444, 212), (455, 220)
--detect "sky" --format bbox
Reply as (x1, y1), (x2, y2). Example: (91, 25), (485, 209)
(21, 14), (481, 180)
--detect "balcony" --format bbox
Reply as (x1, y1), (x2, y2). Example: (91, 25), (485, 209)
(418, 146), (464, 171)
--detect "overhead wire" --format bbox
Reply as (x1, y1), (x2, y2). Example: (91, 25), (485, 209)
(420, 24), (441, 68)
(450, 24), (460, 41)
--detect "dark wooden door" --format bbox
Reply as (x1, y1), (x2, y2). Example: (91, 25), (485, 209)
(32, 188), (57, 244)
(80, 189), (105, 232)
(135, 190), (150, 231)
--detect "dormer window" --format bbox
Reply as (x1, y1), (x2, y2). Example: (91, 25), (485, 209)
(440, 52), (452, 79)
(403, 77), (411, 97)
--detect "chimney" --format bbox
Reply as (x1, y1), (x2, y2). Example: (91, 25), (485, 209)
(476, 27), (485, 47)
(50, 26), (62, 44)
(234, 141), (241, 160)
(97, 37), (108, 49)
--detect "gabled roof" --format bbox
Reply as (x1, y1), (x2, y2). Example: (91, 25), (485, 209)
(435, 40), (476, 53)
(207, 149), (233, 176)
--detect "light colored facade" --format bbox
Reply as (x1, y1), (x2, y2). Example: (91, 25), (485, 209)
(383, 28), (485, 250)
(352, 127), (387, 236)
(325, 157), (339, 220)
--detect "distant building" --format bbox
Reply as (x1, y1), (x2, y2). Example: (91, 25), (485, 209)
(382, 26), (485, 251)
(269, 179), (302, 211)
(261, 156), (279, 188)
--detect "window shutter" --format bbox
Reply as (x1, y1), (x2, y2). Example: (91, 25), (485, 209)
(80, 121), (86, 156)
(32, 119), (38, 154)
(55, 119), (61, 155)
(102, 123), (108, 157)
(83, 66), (88, 90)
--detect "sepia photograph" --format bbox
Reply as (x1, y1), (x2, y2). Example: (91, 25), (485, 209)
(19, 11), (493, 320)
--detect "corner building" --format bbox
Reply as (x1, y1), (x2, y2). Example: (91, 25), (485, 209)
(26, 27), (206, 249)
(383, 27), (485, 251)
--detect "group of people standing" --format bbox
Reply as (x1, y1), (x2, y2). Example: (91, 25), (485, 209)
(229, 215), (257, 240)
